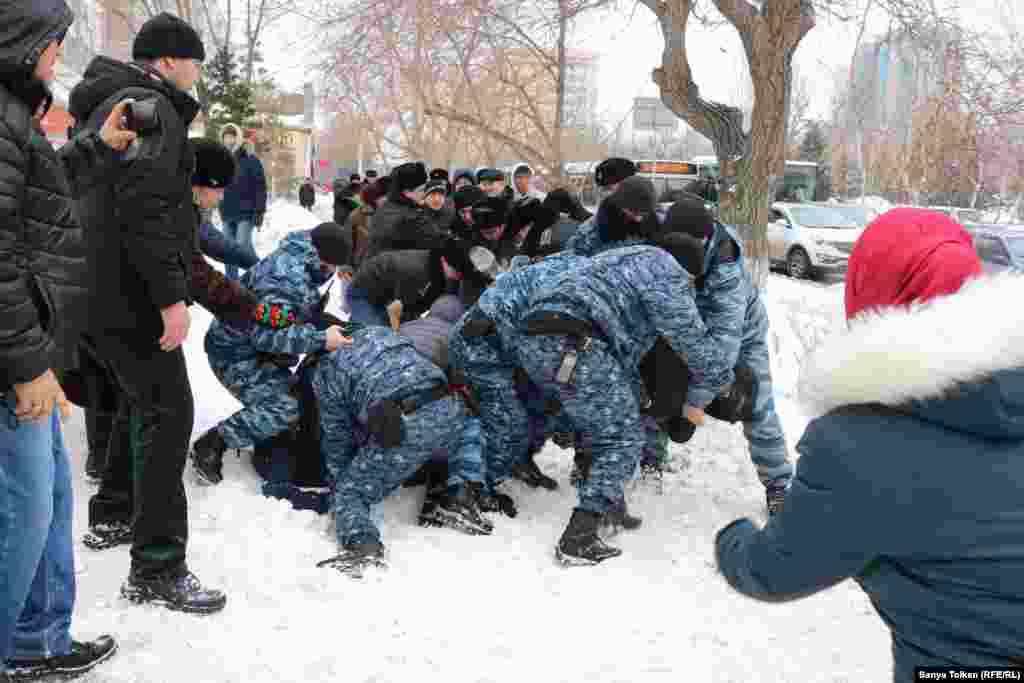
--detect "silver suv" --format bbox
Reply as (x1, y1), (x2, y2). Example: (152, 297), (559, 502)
(768, 203), (866, 279)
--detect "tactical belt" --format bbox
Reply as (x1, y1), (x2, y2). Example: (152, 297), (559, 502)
(396, 383), (480, 417)
(521, 311), (604, 385)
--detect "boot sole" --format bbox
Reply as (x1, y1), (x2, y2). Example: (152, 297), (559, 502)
(82, 529), (132, 551)
(7, 641), (118, 679)
(190, 454), (222, 486)
(418, 509), (493, 536)
(555, 546), (622, 567)
(120, 586), (226, 615)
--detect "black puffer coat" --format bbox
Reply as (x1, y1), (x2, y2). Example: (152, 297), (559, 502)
(363, 186), (449, 261)
(0, 0), (120, 392)
(69, 56), (201, 347)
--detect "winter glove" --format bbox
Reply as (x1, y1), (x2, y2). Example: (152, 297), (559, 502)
(254, 302), (299, 329)
(704, 365), (758, 423)
(253, 211), (265, 230)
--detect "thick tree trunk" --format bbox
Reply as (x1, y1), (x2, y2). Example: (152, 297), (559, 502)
(554, 1), (568, 177)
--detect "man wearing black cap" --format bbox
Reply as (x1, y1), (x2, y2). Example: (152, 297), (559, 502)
(476, 167), (506, 197)
(67, 12), (229, 613)
(421, 179), (454, 234)
(565, 176), (660, 256)
(594, 157), (637, 194)
(664, 197), (793, 514)
(364, 161), (448, 261)
(512, 163), (544, 203)
(196, 222), (356, 488)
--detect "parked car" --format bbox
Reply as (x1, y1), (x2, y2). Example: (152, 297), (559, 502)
(768, 203), (864, 279)
(811, 202), (874, 227)
(965, 224), (1024, 273)
(928, 206), (984, 225)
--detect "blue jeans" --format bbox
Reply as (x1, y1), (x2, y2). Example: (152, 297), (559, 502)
(222, 219), (257, 280)
(0, 395), (74, 662)
(345, 287), (390, 328)
(199, 221), (258, 272)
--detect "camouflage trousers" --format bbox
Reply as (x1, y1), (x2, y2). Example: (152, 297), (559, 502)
(449, 329), (531, 488)
(739, 333), (793, 487)
(327, 395), (464, 547)
(517, 334), (644, 514)
(209, 358), (299, 450)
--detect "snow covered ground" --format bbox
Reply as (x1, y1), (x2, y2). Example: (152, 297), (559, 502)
(62, 201), (891, 682)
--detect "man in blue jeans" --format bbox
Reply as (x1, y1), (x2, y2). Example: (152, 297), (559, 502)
(0, 0), (138, 677)
(219, 123), (267, 279)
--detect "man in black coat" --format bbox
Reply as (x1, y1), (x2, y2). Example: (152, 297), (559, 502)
(0, 0), (137, 677)
(68, 12), (225, 615)
(298, 177), (316, 210)
(363, 162), (449, 260)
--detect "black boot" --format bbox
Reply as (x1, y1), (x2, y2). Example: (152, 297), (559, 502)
(190, 428), (227, 485)
(767, 482), (788, 516)
(471, 482), (518, 518)
(601, 498), (643, 534)
(6, 636), (118, 681)
(82, 521), (132, 551)
(419, 485), (493, 535)
(317, 541), (388, 578)
(551, 431), (575, 450)
(121, 567), (226, 615)
(510, 454), (558, 490)
(556, 508), (623, 566)
(569, 451), (593, 487)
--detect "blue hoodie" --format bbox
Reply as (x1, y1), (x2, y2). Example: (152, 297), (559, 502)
(716, 274), (1024, 679)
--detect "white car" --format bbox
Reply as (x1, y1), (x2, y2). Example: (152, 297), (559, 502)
(768, 203), (864, 279)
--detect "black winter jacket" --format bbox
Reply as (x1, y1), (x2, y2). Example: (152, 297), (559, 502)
(363, 189), (448, 261)
(69, 56), (201, 347)
(350, 250), (455, 323)
(0, 1), (121, 392)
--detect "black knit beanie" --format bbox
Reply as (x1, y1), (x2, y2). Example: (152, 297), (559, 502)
(311, 222), (352, 267)
(595, 157), (636, 187)
(191, 139), (236, 188)
(471, 196), (509, 228)
(133, 12), (206, 62)
(649, 231), (705, 277)
(666, 194), (716, 239)
(609, 177), (656, 215)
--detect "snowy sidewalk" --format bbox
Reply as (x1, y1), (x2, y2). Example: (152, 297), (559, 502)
(61, 203), (890, 682)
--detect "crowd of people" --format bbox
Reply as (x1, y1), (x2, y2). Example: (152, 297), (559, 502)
(2, 2), (1022, 680)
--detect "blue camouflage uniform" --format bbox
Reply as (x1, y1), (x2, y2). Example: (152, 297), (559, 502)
(448, 253), (586, 489)
(312, 327), (464, 547)
(515, 245), (734, 514)
(691, 224), (792, 486)
(563, 204), (666, 468)
(204, 231), (332, 449)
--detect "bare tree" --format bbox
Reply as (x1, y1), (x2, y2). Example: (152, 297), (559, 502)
(637, 0), (818, 286)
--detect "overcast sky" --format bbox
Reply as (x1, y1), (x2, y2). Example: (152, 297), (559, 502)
(260, 0), (1018, 133)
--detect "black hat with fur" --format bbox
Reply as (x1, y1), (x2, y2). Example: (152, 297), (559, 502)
(391, 162), (428, 194)
(191, 139), (237, 188)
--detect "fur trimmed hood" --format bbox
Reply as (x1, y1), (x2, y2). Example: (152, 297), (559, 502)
(798, 272), (1024, 439)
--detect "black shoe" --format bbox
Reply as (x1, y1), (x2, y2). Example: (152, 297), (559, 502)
(317, 541), (388, 578)
(472, 483), (517, 518)
(6, 635), (118, 680)
(83, 521), (132, 551)
(767, 483), (788, 516)
(569, 451), (592, 487)
(556, 508), (623, 566)
(510, 456), (558, 491)
(191, 429), (227, 485)
(402, 460), (444, 488)
(419, 486), (493, 535)
(601, 499), (643, 534)
(551, 431), (575, 450)
(121, 568), (226, 615)
(84, 451), (103, 484)
(639, 457), (665, 480)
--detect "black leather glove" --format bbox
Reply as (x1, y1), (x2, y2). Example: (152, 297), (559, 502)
(253, 211), (265, 229)
(704, 365), (758, 423)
